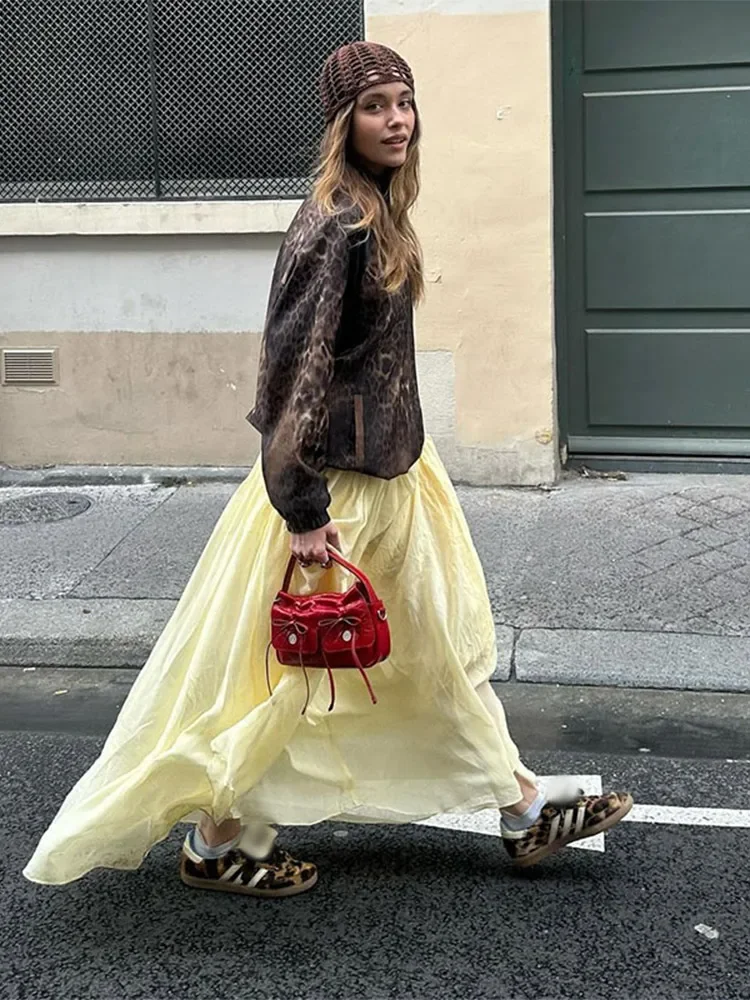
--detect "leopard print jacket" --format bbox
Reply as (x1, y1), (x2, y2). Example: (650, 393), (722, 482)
(246, 196), (425, 533)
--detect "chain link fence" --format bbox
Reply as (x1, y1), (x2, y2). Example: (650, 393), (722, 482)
(0, 1), (363, 202)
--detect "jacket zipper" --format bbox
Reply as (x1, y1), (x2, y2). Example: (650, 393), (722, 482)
(354, 394), (365, 464)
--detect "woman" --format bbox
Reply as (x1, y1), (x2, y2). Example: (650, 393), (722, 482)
(24, 42), (632, 897)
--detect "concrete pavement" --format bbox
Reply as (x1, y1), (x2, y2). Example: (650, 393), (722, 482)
(6, 464), (750, 1000)
(4, 469), (750, 689)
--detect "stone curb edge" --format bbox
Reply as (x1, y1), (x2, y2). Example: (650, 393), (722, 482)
(0, 465), (251, 488)
(1, 600), (749, 692)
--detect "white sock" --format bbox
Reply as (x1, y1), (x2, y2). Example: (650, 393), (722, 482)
(501, 791), (545, 832)
(190, 826), (242, 860)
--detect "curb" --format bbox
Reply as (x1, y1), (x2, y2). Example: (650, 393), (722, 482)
(0, 465), (251, 488)
(0, 598), (176, 668)
(0, 598), (513, 679)
(2, 599), (750, 693)
(515, 627), (750, 694)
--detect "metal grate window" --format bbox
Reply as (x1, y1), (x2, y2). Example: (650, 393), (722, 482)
(0, 1), (364, 203)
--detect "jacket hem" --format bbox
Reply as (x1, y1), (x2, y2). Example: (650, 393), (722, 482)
(284, 509), (331, 534)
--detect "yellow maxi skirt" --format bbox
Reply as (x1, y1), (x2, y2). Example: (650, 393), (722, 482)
(24, 437), (535, 885)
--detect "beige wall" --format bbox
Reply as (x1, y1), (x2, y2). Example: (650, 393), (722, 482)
(0, 331), (261, 466)
(0, 0), (556, 484)
(0, 233), (278, 467)
(369, 0), (556, 483)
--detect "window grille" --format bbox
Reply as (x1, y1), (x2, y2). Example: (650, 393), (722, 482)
(0, 1), (364, 202)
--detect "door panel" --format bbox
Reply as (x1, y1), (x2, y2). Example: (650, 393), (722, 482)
(587, 331), (750, 427)
(586, 214), (750, 311)
(584, 0), (750, 71)
(585, 90), (750, 191)
(556, 0), (750, 457)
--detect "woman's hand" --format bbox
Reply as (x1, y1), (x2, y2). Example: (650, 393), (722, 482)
(290, 521), (342, 567)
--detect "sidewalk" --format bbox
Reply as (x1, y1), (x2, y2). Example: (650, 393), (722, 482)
(3, 465), (750, 692)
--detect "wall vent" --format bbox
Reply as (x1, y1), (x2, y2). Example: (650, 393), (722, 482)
(1, 349), (58, 385)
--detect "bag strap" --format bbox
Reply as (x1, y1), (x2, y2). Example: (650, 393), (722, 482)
(281, 544), (379, 604)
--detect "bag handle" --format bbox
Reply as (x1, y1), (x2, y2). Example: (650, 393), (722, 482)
(281, 544), (379, 604)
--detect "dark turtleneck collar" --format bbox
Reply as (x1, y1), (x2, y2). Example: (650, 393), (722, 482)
(353, 162), (393, 197)
(368, 169), (392, 204)
(374, 170), (392, 194)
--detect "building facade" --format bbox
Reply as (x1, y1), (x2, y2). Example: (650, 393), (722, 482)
(2, 1), (748, 482)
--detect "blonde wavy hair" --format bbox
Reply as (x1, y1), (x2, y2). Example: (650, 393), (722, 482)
(312, 101), (424, 303)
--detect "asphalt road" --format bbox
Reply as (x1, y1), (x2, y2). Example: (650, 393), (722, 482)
(3, 677), (750, 1000)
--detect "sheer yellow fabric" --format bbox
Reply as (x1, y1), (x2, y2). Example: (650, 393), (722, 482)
(24, 437), (534, 885)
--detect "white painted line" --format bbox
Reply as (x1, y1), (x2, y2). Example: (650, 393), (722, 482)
(416, 777), (750, 854)
(417, 775), (605, 852)
(624, 805), (750, 828)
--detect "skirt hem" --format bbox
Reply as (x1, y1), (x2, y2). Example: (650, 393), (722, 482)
(22, 786), (527, 886)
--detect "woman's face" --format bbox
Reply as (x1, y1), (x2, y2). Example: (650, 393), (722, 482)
(350, 81), (416, 174)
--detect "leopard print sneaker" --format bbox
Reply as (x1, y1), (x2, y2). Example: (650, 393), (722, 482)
(502, 791), (633, 868)
(180, 833), (318, 897)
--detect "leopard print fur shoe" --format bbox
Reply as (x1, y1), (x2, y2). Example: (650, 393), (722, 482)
(502, 791), (633, 868)
(180, 833), (318, 898)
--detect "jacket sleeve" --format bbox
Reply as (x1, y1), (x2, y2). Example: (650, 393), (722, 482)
(253, 211), (350, 533)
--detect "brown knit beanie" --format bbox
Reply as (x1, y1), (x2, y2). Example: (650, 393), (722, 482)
(320, 42), (415, 122)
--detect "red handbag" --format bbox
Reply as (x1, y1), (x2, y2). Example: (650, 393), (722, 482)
(266, 544), (391, 715)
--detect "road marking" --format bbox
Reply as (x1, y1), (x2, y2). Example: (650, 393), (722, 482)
(417, 776), (750, 852)
(624, 805), (750, 828)
(418, 775), (605, 852)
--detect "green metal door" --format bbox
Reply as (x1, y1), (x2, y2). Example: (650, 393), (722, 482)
(554, 0), (750, 458)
